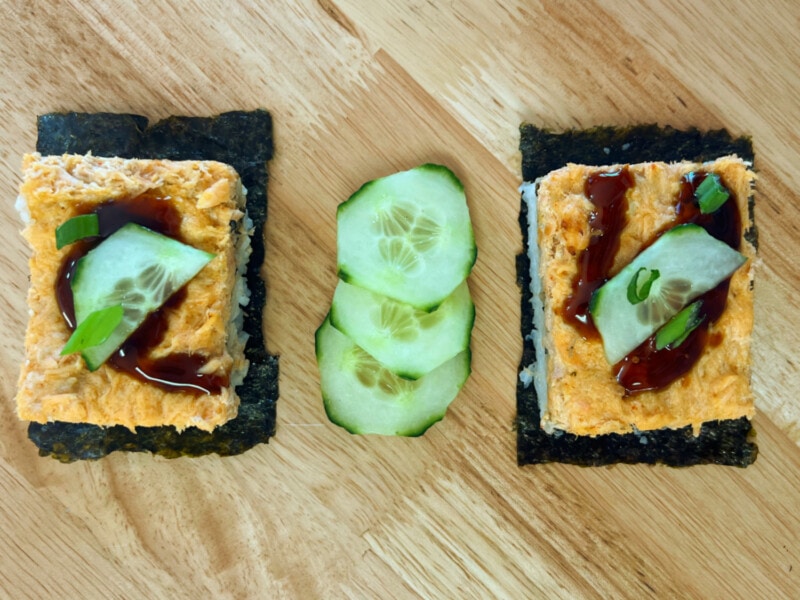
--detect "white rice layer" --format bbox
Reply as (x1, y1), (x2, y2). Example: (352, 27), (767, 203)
(519, 180), (551, 431)
(229, 193), (253, 390)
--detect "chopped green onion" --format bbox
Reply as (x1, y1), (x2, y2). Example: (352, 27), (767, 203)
(695, 173), (730, 214)
(655, 300), (705, 350)
(55, 214), (100, 249)
(61, 304), (124, 362)
(626, 267), (660, 305)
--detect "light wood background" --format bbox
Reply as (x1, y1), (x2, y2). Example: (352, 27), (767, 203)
(2, 1), (799, 598)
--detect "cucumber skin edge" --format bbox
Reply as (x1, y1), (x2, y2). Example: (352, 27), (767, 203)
(315, 314), (473, 436)
(336, 164), (465, 216)
(322, 390), (441, 437)
(331, 270), (469, 313)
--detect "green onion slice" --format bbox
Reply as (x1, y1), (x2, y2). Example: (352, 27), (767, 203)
(626, 267), (660, 305)
(61, 304), (124, 357)
(655, 300), (705, 350)
(56, 214), (100, 249)
(695, 173), (730, 214)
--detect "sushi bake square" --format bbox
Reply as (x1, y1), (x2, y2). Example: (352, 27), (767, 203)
(516, 124), (758, 466)
(526, 157), (756, 437)
(16, 153), (250, 433)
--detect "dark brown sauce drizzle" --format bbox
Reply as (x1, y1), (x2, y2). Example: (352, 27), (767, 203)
(56, 196), (226, 395)
(612, 171), (741, 393)
(561, 166), (634, 338)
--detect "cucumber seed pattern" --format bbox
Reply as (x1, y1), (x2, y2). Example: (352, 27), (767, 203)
(636, 278), (692, 324)
(372, 296), (446, 343)
(373, 201), (441, 274)
(138, 263), (176, 301)
(108, 277), (146, 323)
(348, 346), (414, 398)
(106, 264), (175, 324)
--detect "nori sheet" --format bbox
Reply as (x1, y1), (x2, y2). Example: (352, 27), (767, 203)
(516, 124), (758, 466)
(28, 110), (278, 461)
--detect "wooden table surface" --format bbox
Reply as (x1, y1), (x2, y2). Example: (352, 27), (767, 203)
(2, 2), (799, 598)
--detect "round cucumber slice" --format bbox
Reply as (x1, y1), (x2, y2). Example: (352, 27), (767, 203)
(589, 224), (746, 364)
(336, 164), (476, 310)
(329, 279), (474, 379)
(315, 317), (470, 436)
(71, 223), (214, 370)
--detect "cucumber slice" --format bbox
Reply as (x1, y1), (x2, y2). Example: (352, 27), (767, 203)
(590, 224), (746, 364)
(336, 164), (476, 310)
(315, 317), (470, 436)
(329, 279), (474, 379)
(71, 223), (214, 370)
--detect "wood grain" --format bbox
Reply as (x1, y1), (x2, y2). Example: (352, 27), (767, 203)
(1, 1), (799, 598)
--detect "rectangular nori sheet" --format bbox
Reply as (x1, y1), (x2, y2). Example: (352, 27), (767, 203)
(28, 110), (278, 461)
(517, 124), (758, 466)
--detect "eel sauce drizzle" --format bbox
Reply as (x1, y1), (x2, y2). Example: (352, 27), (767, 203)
(563, 168), (741, 394)
(561, 166), (634, 339)
(56, 196), (227, 395)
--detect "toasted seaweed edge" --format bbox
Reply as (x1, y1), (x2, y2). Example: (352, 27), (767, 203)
(516, 124), (758, 467)
(28, 110), (278, 462)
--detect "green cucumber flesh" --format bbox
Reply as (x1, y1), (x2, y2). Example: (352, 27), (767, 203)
(71, 223), (214, 370)
(336, 164), (476, 310)
(590, 224), (746, 364)
(315, 317), (470, 436)
(329, 279), (474, 379)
